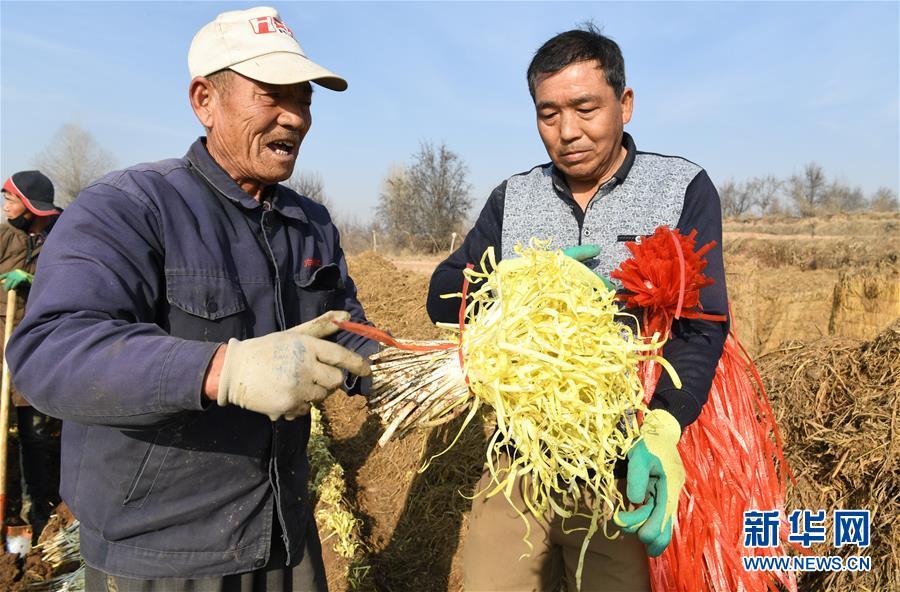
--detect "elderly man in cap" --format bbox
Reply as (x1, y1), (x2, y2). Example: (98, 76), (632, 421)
(7, 6), (376, 590)
(1, 171), (63, 543)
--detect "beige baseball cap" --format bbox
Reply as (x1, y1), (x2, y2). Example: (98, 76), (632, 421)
(188, 6), (347, 91)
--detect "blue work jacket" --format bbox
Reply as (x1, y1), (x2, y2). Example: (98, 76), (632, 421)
(6, 138), (377, 578)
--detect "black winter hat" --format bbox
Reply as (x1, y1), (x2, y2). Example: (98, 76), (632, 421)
(2, 170), (60, 216)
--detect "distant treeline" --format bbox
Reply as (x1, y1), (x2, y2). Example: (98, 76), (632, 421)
(719, 163), (897, 218)
(14, 124), (897, 252)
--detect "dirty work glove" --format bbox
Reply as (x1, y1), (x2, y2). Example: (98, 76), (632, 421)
(217, 310), (371, 421)
(561, 244), (615, 291)
(0, 269), (34, 291)
(614, 409), (685, 557)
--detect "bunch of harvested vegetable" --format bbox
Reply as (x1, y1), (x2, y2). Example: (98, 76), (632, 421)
(367, 342), (468, 446)
(342, 241), (675, 587)
(35, 519), (80, 571)
(24, 567), (84, 592)
(25, 518), (83, 592)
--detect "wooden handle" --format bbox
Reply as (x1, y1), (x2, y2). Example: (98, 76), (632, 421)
(0, 290), (19, 536)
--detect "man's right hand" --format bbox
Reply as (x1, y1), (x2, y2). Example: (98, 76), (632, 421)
(216, 310), (370, 421)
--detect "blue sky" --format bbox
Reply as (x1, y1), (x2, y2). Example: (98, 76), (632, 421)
(2, 1), (898, 221)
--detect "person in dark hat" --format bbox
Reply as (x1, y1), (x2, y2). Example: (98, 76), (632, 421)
(1, 170), (62, 542)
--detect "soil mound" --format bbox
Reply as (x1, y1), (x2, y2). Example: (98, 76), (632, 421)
(348, 251), (444, 341)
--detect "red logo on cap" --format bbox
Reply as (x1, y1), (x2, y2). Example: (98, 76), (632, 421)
(249, 16), (294, 37)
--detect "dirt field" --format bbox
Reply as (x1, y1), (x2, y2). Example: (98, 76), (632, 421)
(388, 257), (445, 276)
(314, 212), (899, 591)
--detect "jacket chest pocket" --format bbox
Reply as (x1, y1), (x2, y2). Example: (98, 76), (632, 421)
(165, 273), (248, 342)
(294, 263), (343, 323)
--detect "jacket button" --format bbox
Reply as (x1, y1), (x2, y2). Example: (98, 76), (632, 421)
(583, 229), (591, 237)
(253, 557), (266, 569)
(206, 298), (218, 313)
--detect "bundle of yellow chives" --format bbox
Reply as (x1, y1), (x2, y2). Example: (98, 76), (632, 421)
(361, 241), (678, 588)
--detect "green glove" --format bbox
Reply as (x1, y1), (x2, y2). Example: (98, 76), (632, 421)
(0, 269), (34, 291)
(614, 409), (685, 557)
(561, 244), (615, 291)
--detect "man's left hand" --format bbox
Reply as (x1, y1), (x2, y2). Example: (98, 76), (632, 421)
(561, 244), (615, 291)
(614, 409), (685, 557)
(0, 269), (34, 291)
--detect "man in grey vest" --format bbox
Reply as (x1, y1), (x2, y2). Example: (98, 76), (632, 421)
(427, 24), (728, 591)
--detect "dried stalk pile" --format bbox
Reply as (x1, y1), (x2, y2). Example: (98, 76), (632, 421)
(759, 321), (900, 592)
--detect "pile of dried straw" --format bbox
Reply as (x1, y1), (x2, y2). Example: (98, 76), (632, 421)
(759, 321), (899, 592)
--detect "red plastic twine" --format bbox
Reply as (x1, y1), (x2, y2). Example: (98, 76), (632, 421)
(335, 320), (456, 352)
(644, 336), (797, 592)
(614, 227), (795, 592)
(667, 226), (687, 320)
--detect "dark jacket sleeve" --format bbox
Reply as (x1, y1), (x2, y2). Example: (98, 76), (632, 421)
(5, 181), (220, 428)
(427, 182), (506, 324)
(648, 170), (730, 429)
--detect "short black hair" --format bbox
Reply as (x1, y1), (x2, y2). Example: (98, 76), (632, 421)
(526, 23), (626, 100)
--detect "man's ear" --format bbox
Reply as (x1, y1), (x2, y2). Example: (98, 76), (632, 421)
(189, 76), (216, 129)
(621, 87), (634, 126)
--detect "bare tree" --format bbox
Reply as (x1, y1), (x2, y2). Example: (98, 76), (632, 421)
(747, 175), (783, 216)
(720, 175), (785, 218)
(377, 142), (472, 252)
(377, 164), (417, 246)
(869, 187), (898, 212)
(334, 214), (381, 254)
(33, 123), (117, 207)
(823, 181), (866, 213)
(283, 170), (333, 210)
(788, 162), (828, 217)
(719, 179), (754, 218)
(718, 180), (738, 218)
